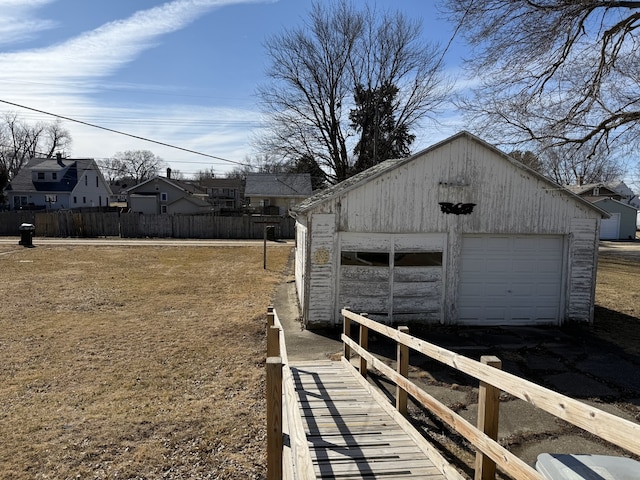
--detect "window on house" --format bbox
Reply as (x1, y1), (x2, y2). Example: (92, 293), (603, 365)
(83, 196), (86, 204)
(37, 172), (45, 180)
(394, 252), (443, 266)
(85, 176), (88, 186)
(593, 187), (600, 196)
(161, 205), (168, 214)
(73, 196), (77, 204)
(52, 172), (57, 180)
(160, 192), (168, 202)
(96, 176), (99, 187)
(341, 251), (389, 266)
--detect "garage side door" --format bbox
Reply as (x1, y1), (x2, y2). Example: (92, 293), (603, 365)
(458, 235), (564, 325)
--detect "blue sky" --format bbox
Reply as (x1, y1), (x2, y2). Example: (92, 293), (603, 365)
(0, 0), (468, 177)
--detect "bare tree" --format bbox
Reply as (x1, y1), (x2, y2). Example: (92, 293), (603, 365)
(110, 150), (165, 185)
(194, 167), (216, 181)
(257, 0), (450, 184)
(445, 0), (640, 183)
(97, 157), (127, 183)
(227, 154), (288, 178)
(0, 113), (71, 179)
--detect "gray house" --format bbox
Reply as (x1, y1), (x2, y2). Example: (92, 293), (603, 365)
(5, 154), (112, 210)
(245, 173), (312, 215)
(291, 132), (606, 329)
(126, 176), (211, 214)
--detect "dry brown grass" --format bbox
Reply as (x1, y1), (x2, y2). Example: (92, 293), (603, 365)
(0, 244), (292, 479)
(592, 249), (640, 355)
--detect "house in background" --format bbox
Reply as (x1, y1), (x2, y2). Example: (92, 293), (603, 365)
(125, 173), (212, 214)
(292, 131), (606, 329)
(196, 177), (244, 213)
(245, 173), (313, 215)
(566, 182), (639, 240)
(5, 154), (112, 210)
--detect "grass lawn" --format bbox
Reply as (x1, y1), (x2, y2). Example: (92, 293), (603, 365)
(0, 244), (291, 479)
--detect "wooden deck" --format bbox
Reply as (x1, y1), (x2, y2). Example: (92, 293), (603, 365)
(290, 360), (448, 479)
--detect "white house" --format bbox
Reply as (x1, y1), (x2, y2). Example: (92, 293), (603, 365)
(5, 154), (112, 210)
(291, 132), (606, 329)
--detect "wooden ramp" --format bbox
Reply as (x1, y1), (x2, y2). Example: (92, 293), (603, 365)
(290, 360), (449, 479)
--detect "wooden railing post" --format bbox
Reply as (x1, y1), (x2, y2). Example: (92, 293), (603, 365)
(359, 313), (369, 378)
(343, 313), (351, 360)
(267, 325), (280, 358)
(267, 306), (275, 328)
(474, 355), (502, 480)
(266, 356), (283, 480)
(396, 326), (409, 415)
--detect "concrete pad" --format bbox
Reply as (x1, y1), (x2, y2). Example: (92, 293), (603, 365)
(544, 372), (618, 398)
(576, 355), (640, 393)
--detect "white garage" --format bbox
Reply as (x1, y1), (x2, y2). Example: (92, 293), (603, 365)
(458, 235), (564, 325)
(292, 132), (605, 328)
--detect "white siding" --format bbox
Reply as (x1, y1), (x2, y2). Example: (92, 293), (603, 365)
(567, 218), (599, 322)
(318, 138), (597, 235)
(305, 214), (337, 327)
(295, 220), (307, 312)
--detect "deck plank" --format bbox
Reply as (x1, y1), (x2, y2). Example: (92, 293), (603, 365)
(290, 360), (451, 479)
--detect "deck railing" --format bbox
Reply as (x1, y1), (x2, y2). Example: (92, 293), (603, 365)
(341, 308), (640, 480)
(265, 307), (315, 480)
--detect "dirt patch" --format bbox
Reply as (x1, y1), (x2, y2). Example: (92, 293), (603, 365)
(0, 244), (291, 480)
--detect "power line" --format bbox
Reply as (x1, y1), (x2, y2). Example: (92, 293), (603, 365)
(0, 98), (252, 167)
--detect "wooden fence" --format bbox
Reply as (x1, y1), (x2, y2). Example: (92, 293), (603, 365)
(341, 308), (640, 480)
(0, 211), (295, 239)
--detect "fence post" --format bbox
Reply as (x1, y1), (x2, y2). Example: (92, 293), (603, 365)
(474, 355), (502, 480)
(266, 356), (283, 480)
(267, 325), (280, 357)
(343, 313), (351, 360)
(359, 315), (369, 378)
(396, 326), (409, 415)
(267, 306), (275, 328)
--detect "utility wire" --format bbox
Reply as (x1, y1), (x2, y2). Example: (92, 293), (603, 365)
(0, 98), (252, 167)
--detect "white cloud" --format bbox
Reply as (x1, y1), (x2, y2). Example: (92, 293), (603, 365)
(0, 0), (270, 174)
(0, 0), (56, 46)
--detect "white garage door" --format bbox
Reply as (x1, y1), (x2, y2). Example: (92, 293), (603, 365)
(458, 235), (564, 325)
(600, 213), (620, 240)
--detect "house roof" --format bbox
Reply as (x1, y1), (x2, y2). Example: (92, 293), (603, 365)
(6, 157), (95, 193)
(244, 173), (312, 197)
(592, 197), (639, 212)
(124, 175), (197, 194)
(292, 131), (606, 217)
(565, 183), (621, 197)
(197, 177), (243, 189)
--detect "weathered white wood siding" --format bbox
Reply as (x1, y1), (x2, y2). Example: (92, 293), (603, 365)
(567, 219), (599, 322)
(305, 213), (337, 328)
(314, 138), (598, 235)
(294, 218), (307, 312)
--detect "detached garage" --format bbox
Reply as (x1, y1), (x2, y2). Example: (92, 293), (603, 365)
(291, 132), (605, 328)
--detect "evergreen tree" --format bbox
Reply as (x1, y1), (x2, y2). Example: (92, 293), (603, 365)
(349, 82), (415, 175)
